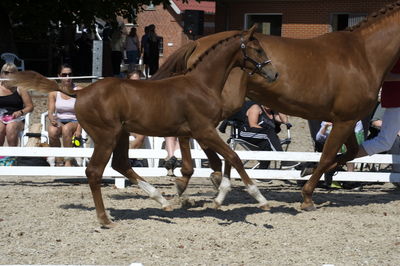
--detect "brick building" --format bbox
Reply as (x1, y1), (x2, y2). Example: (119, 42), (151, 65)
(215, 0), (395, 38)
(135, 0), (215, 65)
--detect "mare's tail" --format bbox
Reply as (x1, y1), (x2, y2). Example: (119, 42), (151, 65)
(7, 71), (76, 96)
(150, 41), (197, 80)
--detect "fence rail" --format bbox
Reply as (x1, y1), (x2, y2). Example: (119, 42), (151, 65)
(1, 147), (399, 184)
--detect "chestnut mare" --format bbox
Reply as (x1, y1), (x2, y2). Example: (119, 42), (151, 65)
(9, 27), (278, 227)
(151, 2), (400, 211)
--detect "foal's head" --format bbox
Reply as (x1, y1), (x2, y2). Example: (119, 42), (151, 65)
(240, 31), (279, 83)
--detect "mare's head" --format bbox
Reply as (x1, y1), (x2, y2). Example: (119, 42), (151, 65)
(240, 26), (279, 82)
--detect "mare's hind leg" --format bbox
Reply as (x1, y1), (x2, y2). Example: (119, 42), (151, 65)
(175, 136), (194, 196)
(195, 128), (268, 210)
(202, 147), (223, 189)
(111, 131), (171, 210)
(301, 121), (356, 211)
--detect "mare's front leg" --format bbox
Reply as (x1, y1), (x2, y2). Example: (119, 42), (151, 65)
(111, 130), (171, 211)
(195, 128), (269, 210)
(175, 136), (194, 196)
(301, 121), (356, 211)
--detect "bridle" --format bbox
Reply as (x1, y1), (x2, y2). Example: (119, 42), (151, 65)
(240, 37), (272, 76)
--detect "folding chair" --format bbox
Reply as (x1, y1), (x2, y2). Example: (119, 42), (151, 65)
(1, 53), (25, 71)
(40, 111), (88, 166)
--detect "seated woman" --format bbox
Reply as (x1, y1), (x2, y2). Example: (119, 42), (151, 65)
(229, 100), (298, 169)
(48, 64), (82, 166)
(0, 63), (34, 146)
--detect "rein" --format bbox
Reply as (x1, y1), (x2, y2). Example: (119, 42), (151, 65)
(240, 37), (272, 76)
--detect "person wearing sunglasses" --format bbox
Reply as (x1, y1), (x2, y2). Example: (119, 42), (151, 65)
(0, 63), (34, 146)
(47, 63), (82, 166)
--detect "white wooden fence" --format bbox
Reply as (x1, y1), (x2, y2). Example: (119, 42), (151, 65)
(1, 147), (400, 186)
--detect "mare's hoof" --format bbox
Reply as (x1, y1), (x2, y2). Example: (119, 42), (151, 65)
(180, 196), (196, 209)
(162, 205), (174, 211)
(175, 178), (189, 196)
(100, 221), (117, 229)
(210, 171), (223, 189)
(259, 204), (271, 211)
(300, 202), (317, 211)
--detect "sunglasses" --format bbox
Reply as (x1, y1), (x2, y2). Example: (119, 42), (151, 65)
(60, 72), (73, 77)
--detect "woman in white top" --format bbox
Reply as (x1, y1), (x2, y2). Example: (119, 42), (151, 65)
(48, 64), (82, 166)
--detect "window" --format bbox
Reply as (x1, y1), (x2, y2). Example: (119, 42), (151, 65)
(331, 13), (367, 31)
(245, 14), (282, 36)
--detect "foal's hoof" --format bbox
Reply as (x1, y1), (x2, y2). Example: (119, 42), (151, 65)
(300, 202), (317, 211)
(259, 203), (271, 211)
(213, 200), (222, 209)
(210, 171), (223, 190)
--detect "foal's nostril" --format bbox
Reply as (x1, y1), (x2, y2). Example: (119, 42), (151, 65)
(274, 72), (279, 80)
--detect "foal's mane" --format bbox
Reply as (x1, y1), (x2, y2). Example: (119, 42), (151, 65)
(347, 1), (400, 32)
(182, 33), (242, 74)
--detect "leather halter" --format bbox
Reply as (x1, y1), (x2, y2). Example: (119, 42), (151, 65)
(240, 37), (272, 76)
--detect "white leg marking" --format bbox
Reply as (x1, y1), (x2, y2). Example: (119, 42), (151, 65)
(215, 176), (231, 206)
(138, 180), (170, 208)
(246, 184), (268, 206)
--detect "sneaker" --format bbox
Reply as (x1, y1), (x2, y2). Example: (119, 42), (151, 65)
(298, 162), (317, 177)
(164, 156), (177, 170)
(330, 181), (342, 189)
(281, 161), (301, 169)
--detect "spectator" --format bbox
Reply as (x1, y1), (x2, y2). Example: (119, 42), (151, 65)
(125, 27), (140, 66)
(0, 63), (34, 146)
(368, 103), (400, 172)
(110, 22), (126, 77)
(75, 30), (93, 76)
(47, 64), (82, 166)
(356, 59), (400, 159)
(147, 24), (161, 76)
(229, 100), (298, 169)
(316, 120), (364, 188)
(163, 137), (180, 176)
(141, 26), (150, 78)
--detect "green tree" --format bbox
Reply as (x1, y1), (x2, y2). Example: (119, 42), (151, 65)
(0, 0), (190, 53)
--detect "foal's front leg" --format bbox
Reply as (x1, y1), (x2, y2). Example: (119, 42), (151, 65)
(111, 131), (171, 211)
(195, 128), (269, 210)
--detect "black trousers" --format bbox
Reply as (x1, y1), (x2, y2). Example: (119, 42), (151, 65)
(239, 126), (283, 169)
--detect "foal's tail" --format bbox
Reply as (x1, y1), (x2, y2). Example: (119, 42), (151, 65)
(7, 71), (76, 96)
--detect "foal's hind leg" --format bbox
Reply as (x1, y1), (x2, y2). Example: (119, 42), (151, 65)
(111, 131), (171, 210)
(86, 142), (115, 227)
(301, 121), (356, 211)
(195, 128), (268, 210)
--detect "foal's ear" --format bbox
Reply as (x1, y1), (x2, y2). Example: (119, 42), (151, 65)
(248, 23), (258, 37)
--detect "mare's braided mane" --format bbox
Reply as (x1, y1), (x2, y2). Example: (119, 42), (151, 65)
(183, 33), (242, 74)
(346, 1), (400, 31)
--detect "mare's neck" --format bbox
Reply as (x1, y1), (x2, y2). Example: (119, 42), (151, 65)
(187, 36), (242, 93)
(358, 11), (400, 79)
